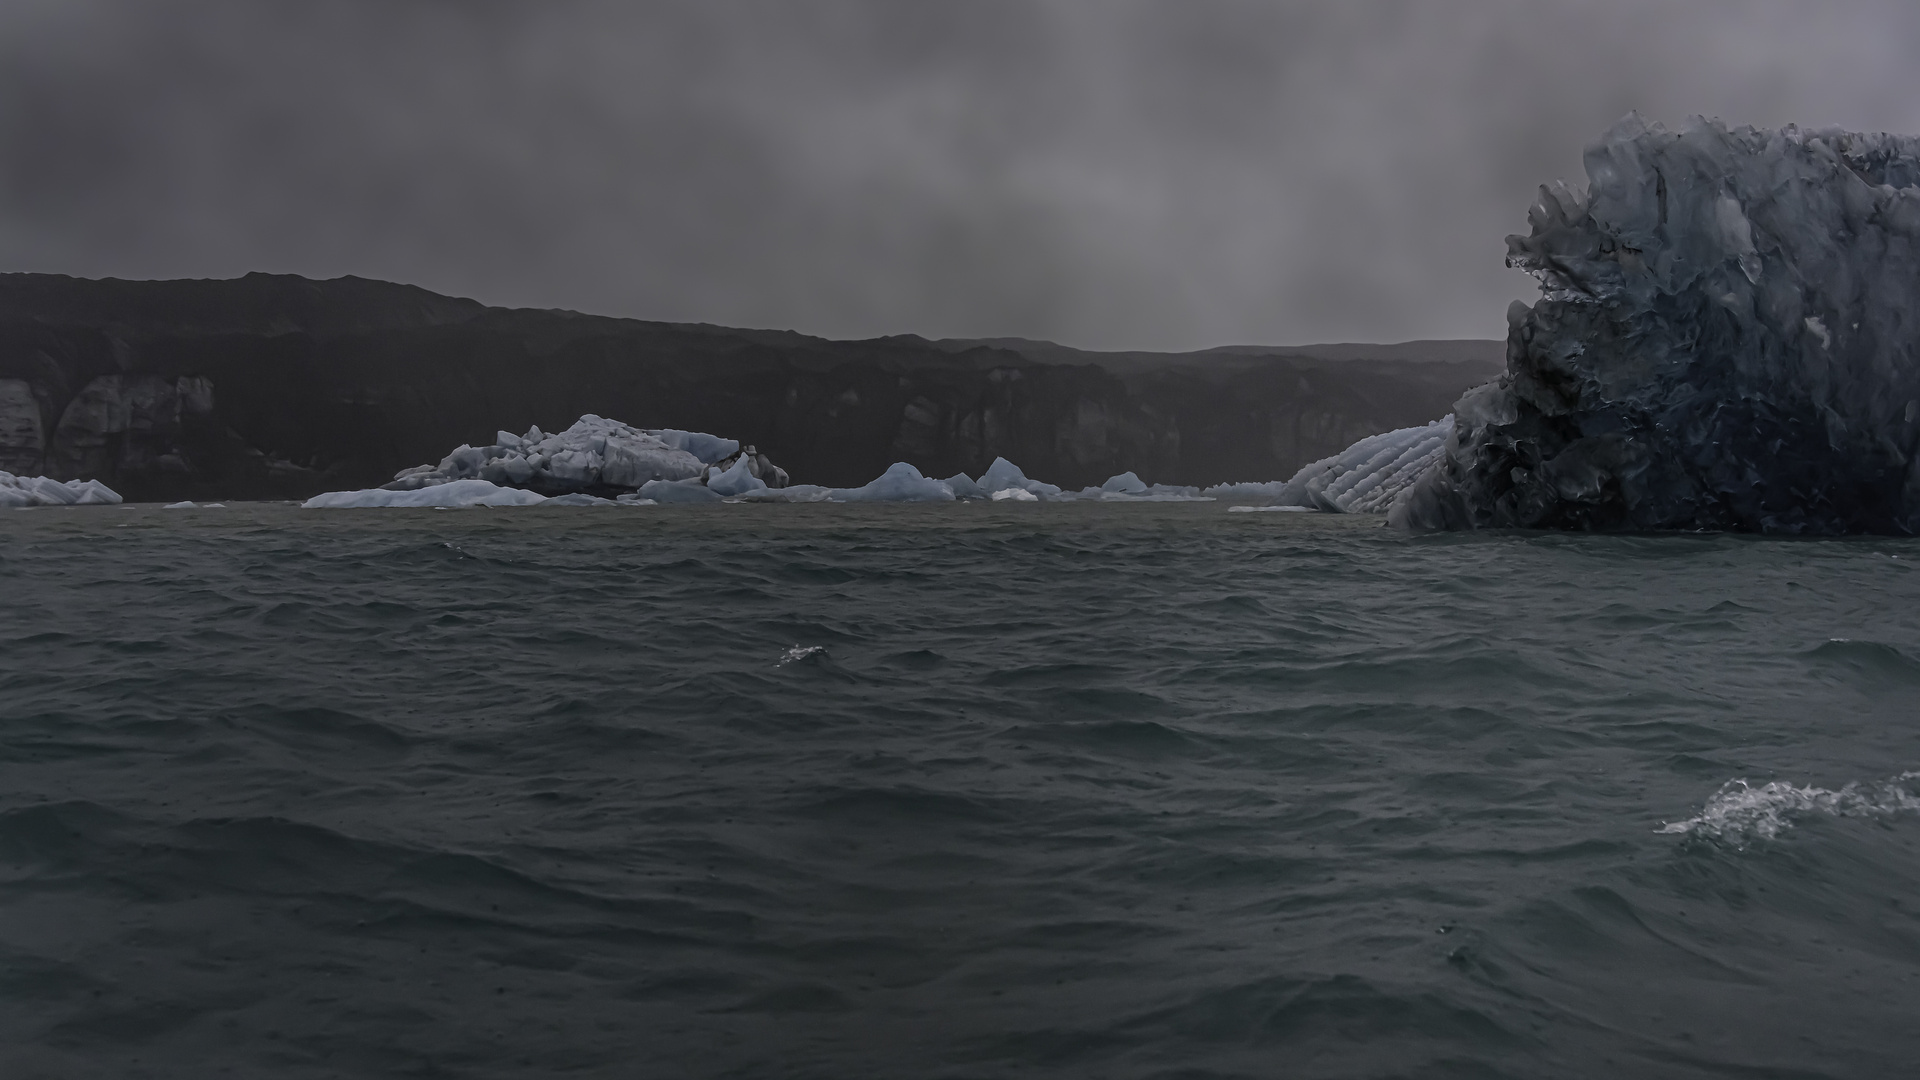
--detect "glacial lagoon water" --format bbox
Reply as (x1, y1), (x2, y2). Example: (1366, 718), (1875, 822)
(3, 502), (1919, 1078)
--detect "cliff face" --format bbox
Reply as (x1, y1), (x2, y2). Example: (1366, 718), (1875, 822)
(0, 272), (1501, 500)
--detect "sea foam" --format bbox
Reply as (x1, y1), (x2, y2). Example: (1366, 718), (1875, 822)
(1659, 773), (1920, 846)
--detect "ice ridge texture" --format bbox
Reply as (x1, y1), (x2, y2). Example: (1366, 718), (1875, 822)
(0, 470), (121, 508)
(1398, 115), (1920, 533)
(1209, 420), (1449, 513)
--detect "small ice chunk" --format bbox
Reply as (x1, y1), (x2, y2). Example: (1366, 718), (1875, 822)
(68, 479), (123, 505)
(500, 456), (536, 484)
(439, 444), (488, 478)
(1101, 471), (1149, 494)
(991, 488), (1039, 502)
(944, 472), (986, 499)
(654, 429), (741, 465)
(705, 456), (768, 496)
(163, 501), (198, 509)
(544, 448), (599, 484)
(541, 492), (617, 506)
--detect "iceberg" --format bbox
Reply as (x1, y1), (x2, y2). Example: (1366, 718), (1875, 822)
(381, 414), (788, 497)
(1396, 115), (1920, 533)
(303, 478), (549, 508)
(306, 413), (792, 508)
(834, 462), (955, 502)
(0, 470), (122, 508)
(974, 457), (1062, 499)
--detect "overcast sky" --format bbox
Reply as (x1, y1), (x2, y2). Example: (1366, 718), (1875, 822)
(2, 1), (1917, 350)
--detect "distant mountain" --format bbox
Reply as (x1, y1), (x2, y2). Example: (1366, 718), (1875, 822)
(0, 272), (1503, 501)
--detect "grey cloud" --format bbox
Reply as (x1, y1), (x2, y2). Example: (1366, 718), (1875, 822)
(2, 0), (1918, 349)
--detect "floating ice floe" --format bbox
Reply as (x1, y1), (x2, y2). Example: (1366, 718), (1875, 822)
(0, 470), (122, 508)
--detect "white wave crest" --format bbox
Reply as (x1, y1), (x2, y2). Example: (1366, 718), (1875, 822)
(777, 645), (826, 667)
(1659, 772), (1920, 846)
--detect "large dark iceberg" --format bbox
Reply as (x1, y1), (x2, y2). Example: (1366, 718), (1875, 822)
(1396, 116), (1920, 534)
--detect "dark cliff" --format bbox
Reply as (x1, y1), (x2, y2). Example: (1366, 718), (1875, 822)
(0, 272), (1501, 500)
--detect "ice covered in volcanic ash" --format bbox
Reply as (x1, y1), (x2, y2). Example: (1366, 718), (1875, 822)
(1395, 114), (1920, 534)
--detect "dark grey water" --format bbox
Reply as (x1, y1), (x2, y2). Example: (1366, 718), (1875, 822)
(4, 503), (1919, 1079)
